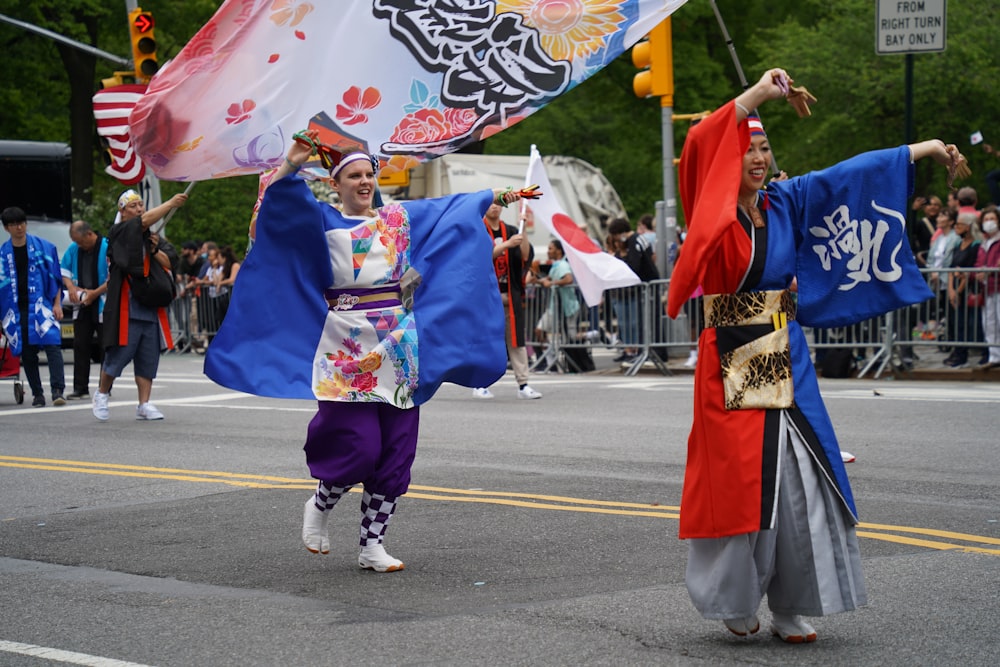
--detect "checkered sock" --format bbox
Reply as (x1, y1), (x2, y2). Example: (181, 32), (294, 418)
(359, 491), (399, 547)
(314, 481), (352, 512)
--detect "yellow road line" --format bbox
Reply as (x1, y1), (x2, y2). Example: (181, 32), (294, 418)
(1, 456), (995, 554)
(858, 521), (1000, 547)
(856, 531), (1000, 556)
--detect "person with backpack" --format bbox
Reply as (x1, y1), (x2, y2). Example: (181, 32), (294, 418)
(608, 217), (658, 363)
(92, 189), (186, 422)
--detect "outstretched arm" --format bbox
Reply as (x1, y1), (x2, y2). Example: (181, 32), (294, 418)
(733, 68), (792, 122)
(909, 139), (970, 187)
(141, 193), (188, 229)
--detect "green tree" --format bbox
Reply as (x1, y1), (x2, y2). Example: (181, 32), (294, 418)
(749, 0), (1000, 199)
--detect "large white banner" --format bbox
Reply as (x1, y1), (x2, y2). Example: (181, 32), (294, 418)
(130, 0), (688, 181)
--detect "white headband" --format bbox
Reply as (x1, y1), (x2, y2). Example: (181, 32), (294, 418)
(330, 152), (374, 179)
(117, 190), (142, 210)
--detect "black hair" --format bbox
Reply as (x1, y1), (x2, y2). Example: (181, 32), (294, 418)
(1, 207), (27, 226)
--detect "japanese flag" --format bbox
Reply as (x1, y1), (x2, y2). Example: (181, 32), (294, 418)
(525, 145), (640, 307)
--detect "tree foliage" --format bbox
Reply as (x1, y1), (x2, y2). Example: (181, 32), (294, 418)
(2, 0), (998, 245)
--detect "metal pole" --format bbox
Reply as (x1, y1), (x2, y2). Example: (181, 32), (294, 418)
(0, 13), (130, 66)
(904, 54), (914, 144)
(707, 0), (780, 175)
(659, 105), (677, 280)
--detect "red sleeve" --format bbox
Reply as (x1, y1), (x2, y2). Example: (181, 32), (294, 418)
(666, 101), (750, 318)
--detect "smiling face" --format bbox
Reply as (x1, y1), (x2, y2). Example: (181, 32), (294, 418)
(740, 134), (772, 199)
(332, 159), (376, 216)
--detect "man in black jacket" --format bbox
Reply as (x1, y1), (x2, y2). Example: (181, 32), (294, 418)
(92, 190), (186, 422)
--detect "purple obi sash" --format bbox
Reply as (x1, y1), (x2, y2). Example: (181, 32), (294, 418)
(325, 283), (402, 311)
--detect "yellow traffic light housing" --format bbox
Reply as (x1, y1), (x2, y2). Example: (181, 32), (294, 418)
(129, 8), (158, 82)
(631, 19), (673, 103)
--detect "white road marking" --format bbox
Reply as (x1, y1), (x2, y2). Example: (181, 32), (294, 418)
(0, 640), (153, 666)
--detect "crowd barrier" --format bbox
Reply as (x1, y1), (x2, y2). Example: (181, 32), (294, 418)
(165, 268), (999, 378)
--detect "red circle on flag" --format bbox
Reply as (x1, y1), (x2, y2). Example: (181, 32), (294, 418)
(552, 213), (600, 254)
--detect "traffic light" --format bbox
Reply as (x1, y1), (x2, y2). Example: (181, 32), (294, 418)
(631, 19), (673, 102)
(129, 8), (158, 81)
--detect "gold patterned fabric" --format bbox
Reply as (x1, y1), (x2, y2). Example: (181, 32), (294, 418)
(703, 290), (796, 328)
(705, 290), (796, 411)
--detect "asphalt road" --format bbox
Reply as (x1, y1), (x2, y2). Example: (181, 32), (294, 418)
(1, 352), (998, 666)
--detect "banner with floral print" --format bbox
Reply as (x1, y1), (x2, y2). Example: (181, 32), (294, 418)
(129, 0), (688, 182)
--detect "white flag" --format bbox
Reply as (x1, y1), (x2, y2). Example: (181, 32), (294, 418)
(525, 145), (640, 307)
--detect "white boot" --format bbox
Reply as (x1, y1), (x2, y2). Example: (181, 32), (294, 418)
(301, 498), (331, 554)
(723, 615), (760, 636)
(358, 543), (404, 572)
(771, 613), (817, 643)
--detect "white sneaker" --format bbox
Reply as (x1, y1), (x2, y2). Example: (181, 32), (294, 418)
(471, 387), (494, 399)
(358, 543), (404, 572)
(135, 402), (164, 420)
(302, 497), (330, 554)
(841, 450), (856, 463)
(92, 391), (110, 422)
(684, 350), (698, 368)
(517, 385), (542, 399)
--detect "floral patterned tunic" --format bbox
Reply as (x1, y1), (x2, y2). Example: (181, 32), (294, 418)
(313, 204), (418, 407)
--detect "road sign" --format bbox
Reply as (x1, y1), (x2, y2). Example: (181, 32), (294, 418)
(876, 0), (947, 55)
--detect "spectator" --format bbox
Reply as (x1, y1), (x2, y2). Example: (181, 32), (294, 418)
(957, 186), (979, 209)
(607, 217), (658, 363)
(60, 221), (108, 400)
(210, 245), (241, 325)
(176, 241), (204, 294)
(911, 195), (941, 268)
(538, 240), (589, 372)
(976, 205), (1000, 369)
(637, 213), (657, 263)
(472, 201), (540, 400)
(926, 208), (960, 334)
(92, 190), (186, 421)
(943, 209), (983, 367)
(946, 190), (960, 213)
(0, 206), (66, 407)
(176, 241), (205, 353)
(192, 242), (219, 350)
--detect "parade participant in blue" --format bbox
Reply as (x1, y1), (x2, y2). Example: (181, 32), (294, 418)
(0, 206), (66, 407)
(205, 129), (538, 573)
(665, 68), (968, 643)
(61, 221), (110, 400)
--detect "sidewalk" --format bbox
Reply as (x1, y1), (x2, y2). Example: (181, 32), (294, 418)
(576, 344), (1000, 382)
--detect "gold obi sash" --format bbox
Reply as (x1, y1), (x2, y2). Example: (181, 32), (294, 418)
(703, 290), (796, 411)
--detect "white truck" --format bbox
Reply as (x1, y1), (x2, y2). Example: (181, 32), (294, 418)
(380, 153), (627, 254)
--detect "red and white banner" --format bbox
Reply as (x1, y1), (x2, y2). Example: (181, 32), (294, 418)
(93, 84), (148, 185)
(525, 145), (640, 307)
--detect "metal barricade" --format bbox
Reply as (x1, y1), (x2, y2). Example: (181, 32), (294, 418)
(164, 288), (230, 354)
(161, 266), (998, 375)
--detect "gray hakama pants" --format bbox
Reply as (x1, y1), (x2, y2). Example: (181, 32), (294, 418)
(686, 411), (867, 619)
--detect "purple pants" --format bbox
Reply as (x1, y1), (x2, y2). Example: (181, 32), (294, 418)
(303, 401), (420, 497)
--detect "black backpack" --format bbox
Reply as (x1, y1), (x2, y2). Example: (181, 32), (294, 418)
(129, 258), (176, 308)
